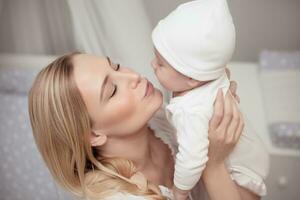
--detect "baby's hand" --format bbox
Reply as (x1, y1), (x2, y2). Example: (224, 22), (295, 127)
(172, 186), (189, 200)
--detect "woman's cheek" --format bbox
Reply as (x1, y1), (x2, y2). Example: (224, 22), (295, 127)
(105, 94), (136, 125)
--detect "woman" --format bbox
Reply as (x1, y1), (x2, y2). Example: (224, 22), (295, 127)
(28, 52), (256, 200)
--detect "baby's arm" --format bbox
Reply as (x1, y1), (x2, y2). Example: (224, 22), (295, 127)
(172, 110), (210, 199)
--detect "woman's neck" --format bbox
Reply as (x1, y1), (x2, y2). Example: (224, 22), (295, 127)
(99, 125), (156, 171)
(98, 125), (174, 188)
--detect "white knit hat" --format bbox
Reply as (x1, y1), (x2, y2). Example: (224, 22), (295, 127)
(152, 0), (236, 81)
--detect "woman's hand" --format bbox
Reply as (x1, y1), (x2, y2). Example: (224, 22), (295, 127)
(226, 67), (240, 103)
(201, 88), (245, 200)
(202, 77), (259, 200)
(207, 89), (244, 167)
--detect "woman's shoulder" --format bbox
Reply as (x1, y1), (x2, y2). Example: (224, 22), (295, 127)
(103, 186), (174, 200)
(104, 192), (147, 200)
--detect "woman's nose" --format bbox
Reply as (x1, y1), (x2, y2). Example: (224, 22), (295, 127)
(117, 67), (142, 89)
(129, 72), (141, 89)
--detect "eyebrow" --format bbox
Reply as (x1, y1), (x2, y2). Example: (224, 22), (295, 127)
(99, 57), (111, 102)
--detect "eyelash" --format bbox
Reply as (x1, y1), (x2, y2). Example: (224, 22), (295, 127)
(110, 63), (120, 98)
(116, 63), (120, 70)
(156, 61), (163, 67)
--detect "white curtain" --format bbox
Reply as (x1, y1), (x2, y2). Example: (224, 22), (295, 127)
(0, 0), (167, 94)
(66, 0), (166, 95)
(0, 0), (75, 55)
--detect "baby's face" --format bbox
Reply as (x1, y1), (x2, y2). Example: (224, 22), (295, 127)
(151, 49), (193, 92)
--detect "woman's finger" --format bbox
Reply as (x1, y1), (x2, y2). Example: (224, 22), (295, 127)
(235, 95), (240, 104)
(234, 112), (244, 142)
(225, 67), (231, 79)
(229, 81), (237, 96)
(209, 89), (224, 130)
(229, 81), (241, 103)
(217, 91), (233, 132)
(226, 100), (240, 143)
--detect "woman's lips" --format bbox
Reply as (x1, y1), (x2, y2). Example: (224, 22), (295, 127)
(145, 80), (154, 97)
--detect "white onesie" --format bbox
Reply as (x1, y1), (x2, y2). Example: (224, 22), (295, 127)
(166, 73), (269, 196)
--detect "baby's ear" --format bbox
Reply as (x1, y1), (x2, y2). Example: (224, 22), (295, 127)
(187, 78), (201, 88)
(90, 130), (107, 147)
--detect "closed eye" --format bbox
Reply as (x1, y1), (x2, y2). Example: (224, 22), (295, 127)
(116, 63), (120, 70)
(110, 86), (117, 97)
(158, 62), (164, 67)
(110, 63), (120, 98)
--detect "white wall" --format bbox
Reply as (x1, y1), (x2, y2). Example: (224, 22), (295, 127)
(1, 0), (299, 62)
(144, 0), (300, 62)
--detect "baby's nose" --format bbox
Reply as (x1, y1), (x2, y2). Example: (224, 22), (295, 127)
(151, 59), (158, 70)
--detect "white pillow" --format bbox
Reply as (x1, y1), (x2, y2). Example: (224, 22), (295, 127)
(0, 67), (40, 94)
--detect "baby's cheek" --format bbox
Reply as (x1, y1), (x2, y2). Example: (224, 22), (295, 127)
(156, 70), (168, 85)
(157, 72), (174, 91)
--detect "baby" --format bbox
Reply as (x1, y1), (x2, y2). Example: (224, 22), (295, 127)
(151, 0), (269, 199)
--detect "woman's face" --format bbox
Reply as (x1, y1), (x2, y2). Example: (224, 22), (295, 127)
(72, 54), (163, 138)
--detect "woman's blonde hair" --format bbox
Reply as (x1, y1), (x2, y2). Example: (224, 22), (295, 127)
(28, 52), (166, 200)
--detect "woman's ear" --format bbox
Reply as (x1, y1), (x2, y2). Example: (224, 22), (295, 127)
(90, 130), (107, 147)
